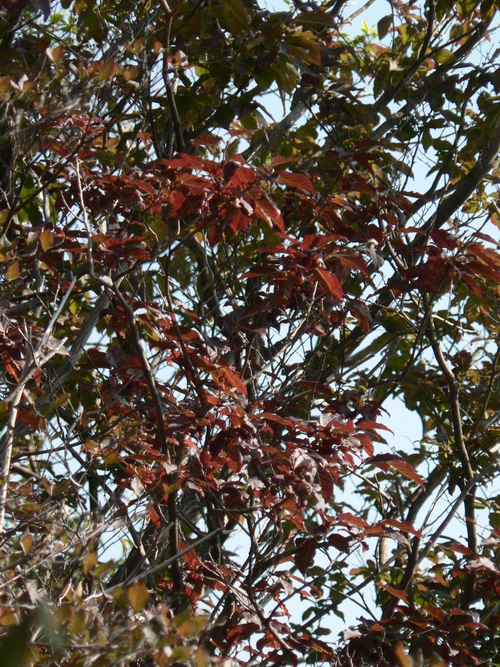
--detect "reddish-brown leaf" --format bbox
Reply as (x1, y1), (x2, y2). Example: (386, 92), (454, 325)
(381, 518), (421, 537)
(277, 171), (315, 194)
(295, 537), (317, 575)
(254, 197), (285, 232)
(366, 454), (425, 488)
(313, 268), (343, 300)
(327, 533), (351, 553)
(378, 583), (410, 605)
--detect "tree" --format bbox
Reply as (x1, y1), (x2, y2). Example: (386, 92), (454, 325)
(1, 0), (500, 664)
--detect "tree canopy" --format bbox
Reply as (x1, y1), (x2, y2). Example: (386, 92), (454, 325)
(1, 0), (500, 664)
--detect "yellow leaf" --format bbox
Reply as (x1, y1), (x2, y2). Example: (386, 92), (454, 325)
(128, 580), (149, 613)
(194, 649), (209, 667)
(69, 610), (86, 634)
(0, 610), (18, 626)
(84, 439), (99, 451)
(5, 261), (19, 281)
(98, 60), (117, 81)
(434, 48), (456, 65)
(40, 229), (54, 250)
(173, 608), (208, 637)
(171, 646), (190, 662)
(55, 394), (70, 409)
(20, 533), (33, 555)
(94, 562), (115, 578)
(82, 552), (98, 575)
(113, 587), (129, 609)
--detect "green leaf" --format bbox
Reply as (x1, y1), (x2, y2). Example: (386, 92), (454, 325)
(434, 48), (456, 65)
(0, 619), (31, 667)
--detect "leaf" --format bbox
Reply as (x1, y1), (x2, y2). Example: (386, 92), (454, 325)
(337, 513), (368, 529)
(381, 518), (421, 537)
(337, 253), (368, 276)
(254, 197), (285, 232)
(18, 409), (40, 430)
(431, 229), (458, 249)
(277, 171), (315, 194)
(295, 537), (317, 575)
(393, 642), (413, 667)
(313, 268), (343, 300)
(219, 366), (247, 396)
(434, 49), (456, 65)
(173, 609), (209, 637)
(366, 454), (425, 488)
(260, 412), (295, 429)
(378, 583), (410, 605)
(0, 619), (31, 667)
(82, 552), (98, 575)
(460, 272), (482, 298)
(20, 532), (33, 555)
(45, 46), (64, 64)
(357, 420), (394, 434)
(98, 60), (118, 81)
(318, 467), (334, 502)
(5, 261), (19, 281)
(327, 533), (351, 554)
(128, 581), (150, 613)
(377, 15), (392, 40)
(350, 301), (372, 333)
(219, 0), (252, 32)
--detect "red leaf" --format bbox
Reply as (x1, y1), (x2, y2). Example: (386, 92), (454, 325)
(169, 153), (207, 170)
(228, 209), (251, 233)
(227, 622), (261, 643)
(223, 160), (240, 182)
(445, 542), (474, 557)
(327, 533), (351, 553)
(295, 537), (317, 575)
(460, 272), (482, 298)
(150, 506), (161, 528)
(366, 454), (425, 488)
(254, 197), (285, 232)
(219, 367), (247, 396)
(337, 513), (368, 529)
(231, 166), (257, 187)
(18, 409), (40, 431)
(313, 268), (343, 300)
(337, 252), (369, 276)
(430, 229), (458, 250)
(318, 467), (334, 502)
(357, 420), (394, 434)
(277, 171), (315, 194)
(389, 459), (425, 489)
(350, 302), (372, 333)
(260, 412), (295, 429)
(473, 231), (498, 245)
(378, 583), (410, 605)
(124, 176), (156, 197)
(381, 518), (421, 537)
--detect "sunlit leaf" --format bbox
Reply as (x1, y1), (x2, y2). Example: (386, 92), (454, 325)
(128, 581), (150, 613)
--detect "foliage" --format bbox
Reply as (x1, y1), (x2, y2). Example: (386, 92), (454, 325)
(1, 0), (500, 664)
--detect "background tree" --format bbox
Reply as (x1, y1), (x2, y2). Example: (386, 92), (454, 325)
(1, 0), (500, 664)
